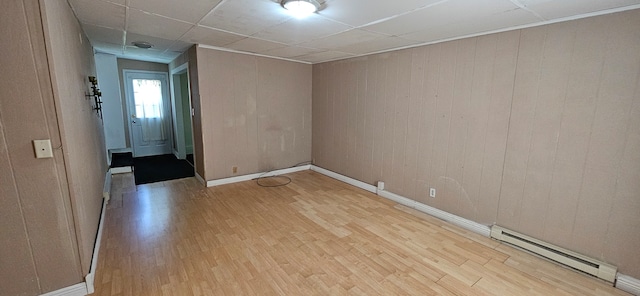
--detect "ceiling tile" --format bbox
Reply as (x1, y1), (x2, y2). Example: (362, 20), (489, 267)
(335, 36), (419, 55)
(295, 50), (355, 63)
(363, 0), (523, 36)
(226, 38), (286, 53)
(127, 9), (194, 40)
(319, 0), (449, 27)
(252, 13), (351, 45)
(298, 29), (388, 50)
(181, 26), (246, 47)
(517, 0), (640, 19)
(126, 32), (180, 50)
(401, 7), (540, 42)
(69, 0), (125, 29)
(82, 24), (123, 45)
(200, 0), (292, 36)
(129, 0), (221, 24)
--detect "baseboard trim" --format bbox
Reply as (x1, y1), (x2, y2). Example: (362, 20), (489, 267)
(206, 165), (311, 187)
(309, 165), (490, 237)
(376, 186), (491, 237)
(616, 274), (640, 295)
(110, 166), (132, 174)
(84, 197), (107, 294)
(103, 170), (111, 203)
(39, 283), (87, 296)
(309, 165), (377, 193)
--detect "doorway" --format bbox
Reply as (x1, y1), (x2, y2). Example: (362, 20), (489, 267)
(124, 70), (172, 157)
(170, 64), (195, 167)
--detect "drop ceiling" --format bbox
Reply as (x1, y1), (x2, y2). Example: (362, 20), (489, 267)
(68, 0), (640, 64)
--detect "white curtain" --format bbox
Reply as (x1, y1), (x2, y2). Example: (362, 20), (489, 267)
(133, 79), (166, 141)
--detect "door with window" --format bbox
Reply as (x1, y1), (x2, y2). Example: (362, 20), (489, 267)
(124, 71), (172, 157)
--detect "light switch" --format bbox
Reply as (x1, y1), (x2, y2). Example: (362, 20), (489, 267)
(33, 139), (54, 159)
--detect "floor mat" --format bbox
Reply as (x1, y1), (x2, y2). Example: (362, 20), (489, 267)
(133, 154), (194, 185)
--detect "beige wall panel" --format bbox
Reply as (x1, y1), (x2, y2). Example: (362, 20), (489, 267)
(571, 12), (640, 258)
(445, 39), (477, 219)
(42, 0), (108, 277)
(414, 45), (441, 205)
(368, 57), (387, 183)
(380, 54), (400, 186)
(234, 56), (260, 176)
(403, 48), (428, 201)
(197, 48), (311, 180)
(462, 34), (497, 223)
(603, 72), (640, 275)
(0, 89), (40, 295)
(312, 10), (640, 278)
(311, 65), (326, 165)
(542, 16), (608, 248)
(430, 41), (456, 212)
(475, 31), (519, 224)
(516, 21), (576, 238)
(0, 0), (100, 293)
(353, 59), (370, 182)
(333, 62), (349, 174)
(496, 26), (547, 229)
(388, 51), (412, 197)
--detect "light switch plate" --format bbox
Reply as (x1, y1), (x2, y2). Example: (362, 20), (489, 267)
(33, 139), (53, 159)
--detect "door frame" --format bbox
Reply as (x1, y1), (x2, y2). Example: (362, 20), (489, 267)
(123, 69), (172, 157)
(169, 63), (193, 160)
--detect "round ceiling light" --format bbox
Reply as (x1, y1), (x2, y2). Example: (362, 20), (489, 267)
(281, 0), (321, 17)
(132, 41), (153, 49)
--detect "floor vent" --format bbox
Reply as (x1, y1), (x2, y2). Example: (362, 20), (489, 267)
(490, 225), (617, 283)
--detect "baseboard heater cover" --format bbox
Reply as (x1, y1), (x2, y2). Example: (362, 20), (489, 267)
(490, 225), (617, 283)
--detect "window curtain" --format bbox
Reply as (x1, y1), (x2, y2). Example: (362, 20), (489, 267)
(133, 79), (166, 141)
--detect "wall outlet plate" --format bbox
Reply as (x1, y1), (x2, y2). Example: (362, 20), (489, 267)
(33, 139), (53, 159)
(429, 188), (436, 198)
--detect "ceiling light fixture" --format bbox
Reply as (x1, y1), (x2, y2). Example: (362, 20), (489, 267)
(281, 0), (321, 18)
(131, 41), (153, 49)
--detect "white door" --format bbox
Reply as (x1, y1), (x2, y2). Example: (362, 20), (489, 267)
(124, 71), (172, 157)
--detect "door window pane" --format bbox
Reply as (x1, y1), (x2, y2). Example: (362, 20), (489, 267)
(132, 79), (163, 118)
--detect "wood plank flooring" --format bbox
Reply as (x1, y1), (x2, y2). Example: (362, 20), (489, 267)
(94, 171), (629, 295)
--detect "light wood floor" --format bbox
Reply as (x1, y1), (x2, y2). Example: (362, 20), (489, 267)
(95, 170), (629, 295)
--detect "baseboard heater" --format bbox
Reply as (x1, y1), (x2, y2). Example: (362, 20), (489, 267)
(490, 225), (617, 283)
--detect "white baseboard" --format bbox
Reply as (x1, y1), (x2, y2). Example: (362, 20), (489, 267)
(376, 185), (490, 237)
(616, 274), (640, 295)
(310, 165), (490, 237)
(110, 166), (132, 174)
(102, 170), (111, 203)
(309, 165), (377, 193)
(206, 165), (311, 187)
(83, 197), (107, 294)
(39, 283), (87, 296)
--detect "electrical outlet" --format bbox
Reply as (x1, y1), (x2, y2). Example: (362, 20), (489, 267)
(429, 188), (436, 198)
(232, 166), (238, 174)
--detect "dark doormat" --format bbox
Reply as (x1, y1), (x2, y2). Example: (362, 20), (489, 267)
(133, 154), (194, 185)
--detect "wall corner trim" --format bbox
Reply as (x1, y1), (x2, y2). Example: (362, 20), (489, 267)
(310, 165), (490, 237)
(39, 283), (87, 296)
(616, 274), (640, 295)
(206, 165), (311, 187)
